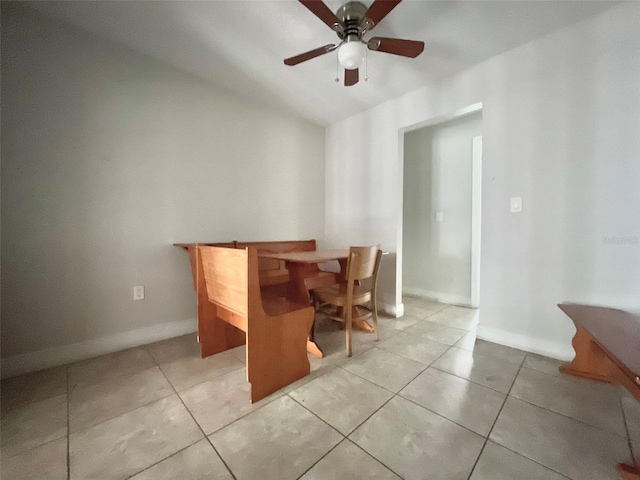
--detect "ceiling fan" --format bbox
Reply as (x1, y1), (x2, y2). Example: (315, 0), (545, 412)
(284, 0), (424, 86)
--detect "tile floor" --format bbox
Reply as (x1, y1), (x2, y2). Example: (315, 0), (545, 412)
(2, 297), (638, 480)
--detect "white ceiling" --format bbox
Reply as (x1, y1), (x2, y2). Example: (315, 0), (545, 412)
(28, 0), (616, 125)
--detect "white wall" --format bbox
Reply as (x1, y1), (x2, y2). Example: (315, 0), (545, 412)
(1, 5), (326, 377)
(403, 113), (481, 306)
(326, 3), (640, 359)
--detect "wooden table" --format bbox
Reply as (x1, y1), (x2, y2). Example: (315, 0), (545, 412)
(559, 303), (640, 480)
(259, 249), (375, 357)
(259, 249), (348, 302)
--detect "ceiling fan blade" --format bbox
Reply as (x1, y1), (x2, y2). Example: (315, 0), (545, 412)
(284, 44), (337, 66)
(344, 68), (359, 87)
(362, 0), (402, 27)
(299, 0), (343, 30)
(367, 37), (424, 58)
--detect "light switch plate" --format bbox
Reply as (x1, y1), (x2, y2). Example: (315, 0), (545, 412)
(133, 285), (145, 300)
(435, 212), (443, 222)
(510, 197), (523, 213)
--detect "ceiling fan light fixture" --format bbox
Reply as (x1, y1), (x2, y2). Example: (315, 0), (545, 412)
(284, 0), (425, 87)
(337, 40), (366, 70)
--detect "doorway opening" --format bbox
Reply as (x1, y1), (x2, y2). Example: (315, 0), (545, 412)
(398, 106), (482, 309)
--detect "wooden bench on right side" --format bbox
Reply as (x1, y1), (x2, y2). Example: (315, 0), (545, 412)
(559, 303), (640, 480)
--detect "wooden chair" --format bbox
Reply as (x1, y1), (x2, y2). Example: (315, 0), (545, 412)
(199, 246), (315, 403)
(312, 245), (382, 357)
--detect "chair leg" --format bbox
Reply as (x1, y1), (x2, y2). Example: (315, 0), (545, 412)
(371, 295), (379, 342)
(345, 305), (353, 357)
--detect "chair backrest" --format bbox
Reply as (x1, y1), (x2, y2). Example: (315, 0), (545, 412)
(346, 245), (382, 284)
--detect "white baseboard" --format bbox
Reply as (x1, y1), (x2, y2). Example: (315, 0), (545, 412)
(1, 318), (197, 379)
(403, 287), (472, 308)
(476, 325), (574, 362)
(379, 302), (404, 318)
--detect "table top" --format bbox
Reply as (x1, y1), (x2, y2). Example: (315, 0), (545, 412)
(259, 249), (349, 263)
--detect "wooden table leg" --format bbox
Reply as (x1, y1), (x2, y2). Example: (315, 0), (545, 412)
(285, 262), (313, 305)
(560, 326), (615, 383)
(306, 339), (324, 358)
(307, 313), (324, 358)
(353, 312), (374, 333)
(284, 263), (325, 357)
(332, 306), (374, 333)
(618, 463), (640, 480)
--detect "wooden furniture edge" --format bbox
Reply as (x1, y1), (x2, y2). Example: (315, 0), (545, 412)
(558, 303), (640, 479)
(618, 463), (640, 480)
(558, 304), (640, 401)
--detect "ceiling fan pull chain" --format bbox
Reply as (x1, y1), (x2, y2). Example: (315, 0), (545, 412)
(364, 48), (369, 82)
(335, 55), (340, 83)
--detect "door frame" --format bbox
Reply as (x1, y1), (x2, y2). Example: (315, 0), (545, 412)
(471, 135), (482, 308)
(396, 102), (483, 310)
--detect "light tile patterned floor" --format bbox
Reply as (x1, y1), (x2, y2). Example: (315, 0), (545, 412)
(1, 298), (638, 480)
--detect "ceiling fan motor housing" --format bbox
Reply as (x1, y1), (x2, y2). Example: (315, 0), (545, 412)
(336, 1), (369, 41)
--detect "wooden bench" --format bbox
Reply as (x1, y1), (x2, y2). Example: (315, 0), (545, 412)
(199, 246), (314, 402)
(559, 303), (640, 480)
(175, 239), (336, 357)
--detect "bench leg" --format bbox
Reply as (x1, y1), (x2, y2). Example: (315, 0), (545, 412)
(560, 326), (616, 383)
(618, 463), (640, 480)
(247, 307), (315, 403)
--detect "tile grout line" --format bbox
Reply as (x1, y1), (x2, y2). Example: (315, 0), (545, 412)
(115, 349), (214, 480)
(620, 393), (637, 465)
(287, 393), (403, 480)
(154, 357), (245, 395)
(189, 386), (286, 438)
(123, 438), (204, 480)
(476, 438), (574, 480)
(66, 366), (71, 480)
(508, 364), (631, 440)
(65, 367), (176, 436)
(286, 393), (346, 436)
(66, 346), (158, 391)
(287, 335), (416, 479)
(465, 353), (576, 480)
(351, 341), (456, 478)
(465, 353), (527, 480)
(335, 334), (461, 397)
(154, 360), (239, 480)
(327, 340), (459, 480)
(397, 394), (490, 440)
(123, 370), (285, 478)
(291, 426), (344, 479)
(428, 345), (527, 394)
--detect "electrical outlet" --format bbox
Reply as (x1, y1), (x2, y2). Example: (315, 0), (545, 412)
(133, 285), (145, 300)
(435, 212), (443, 222)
